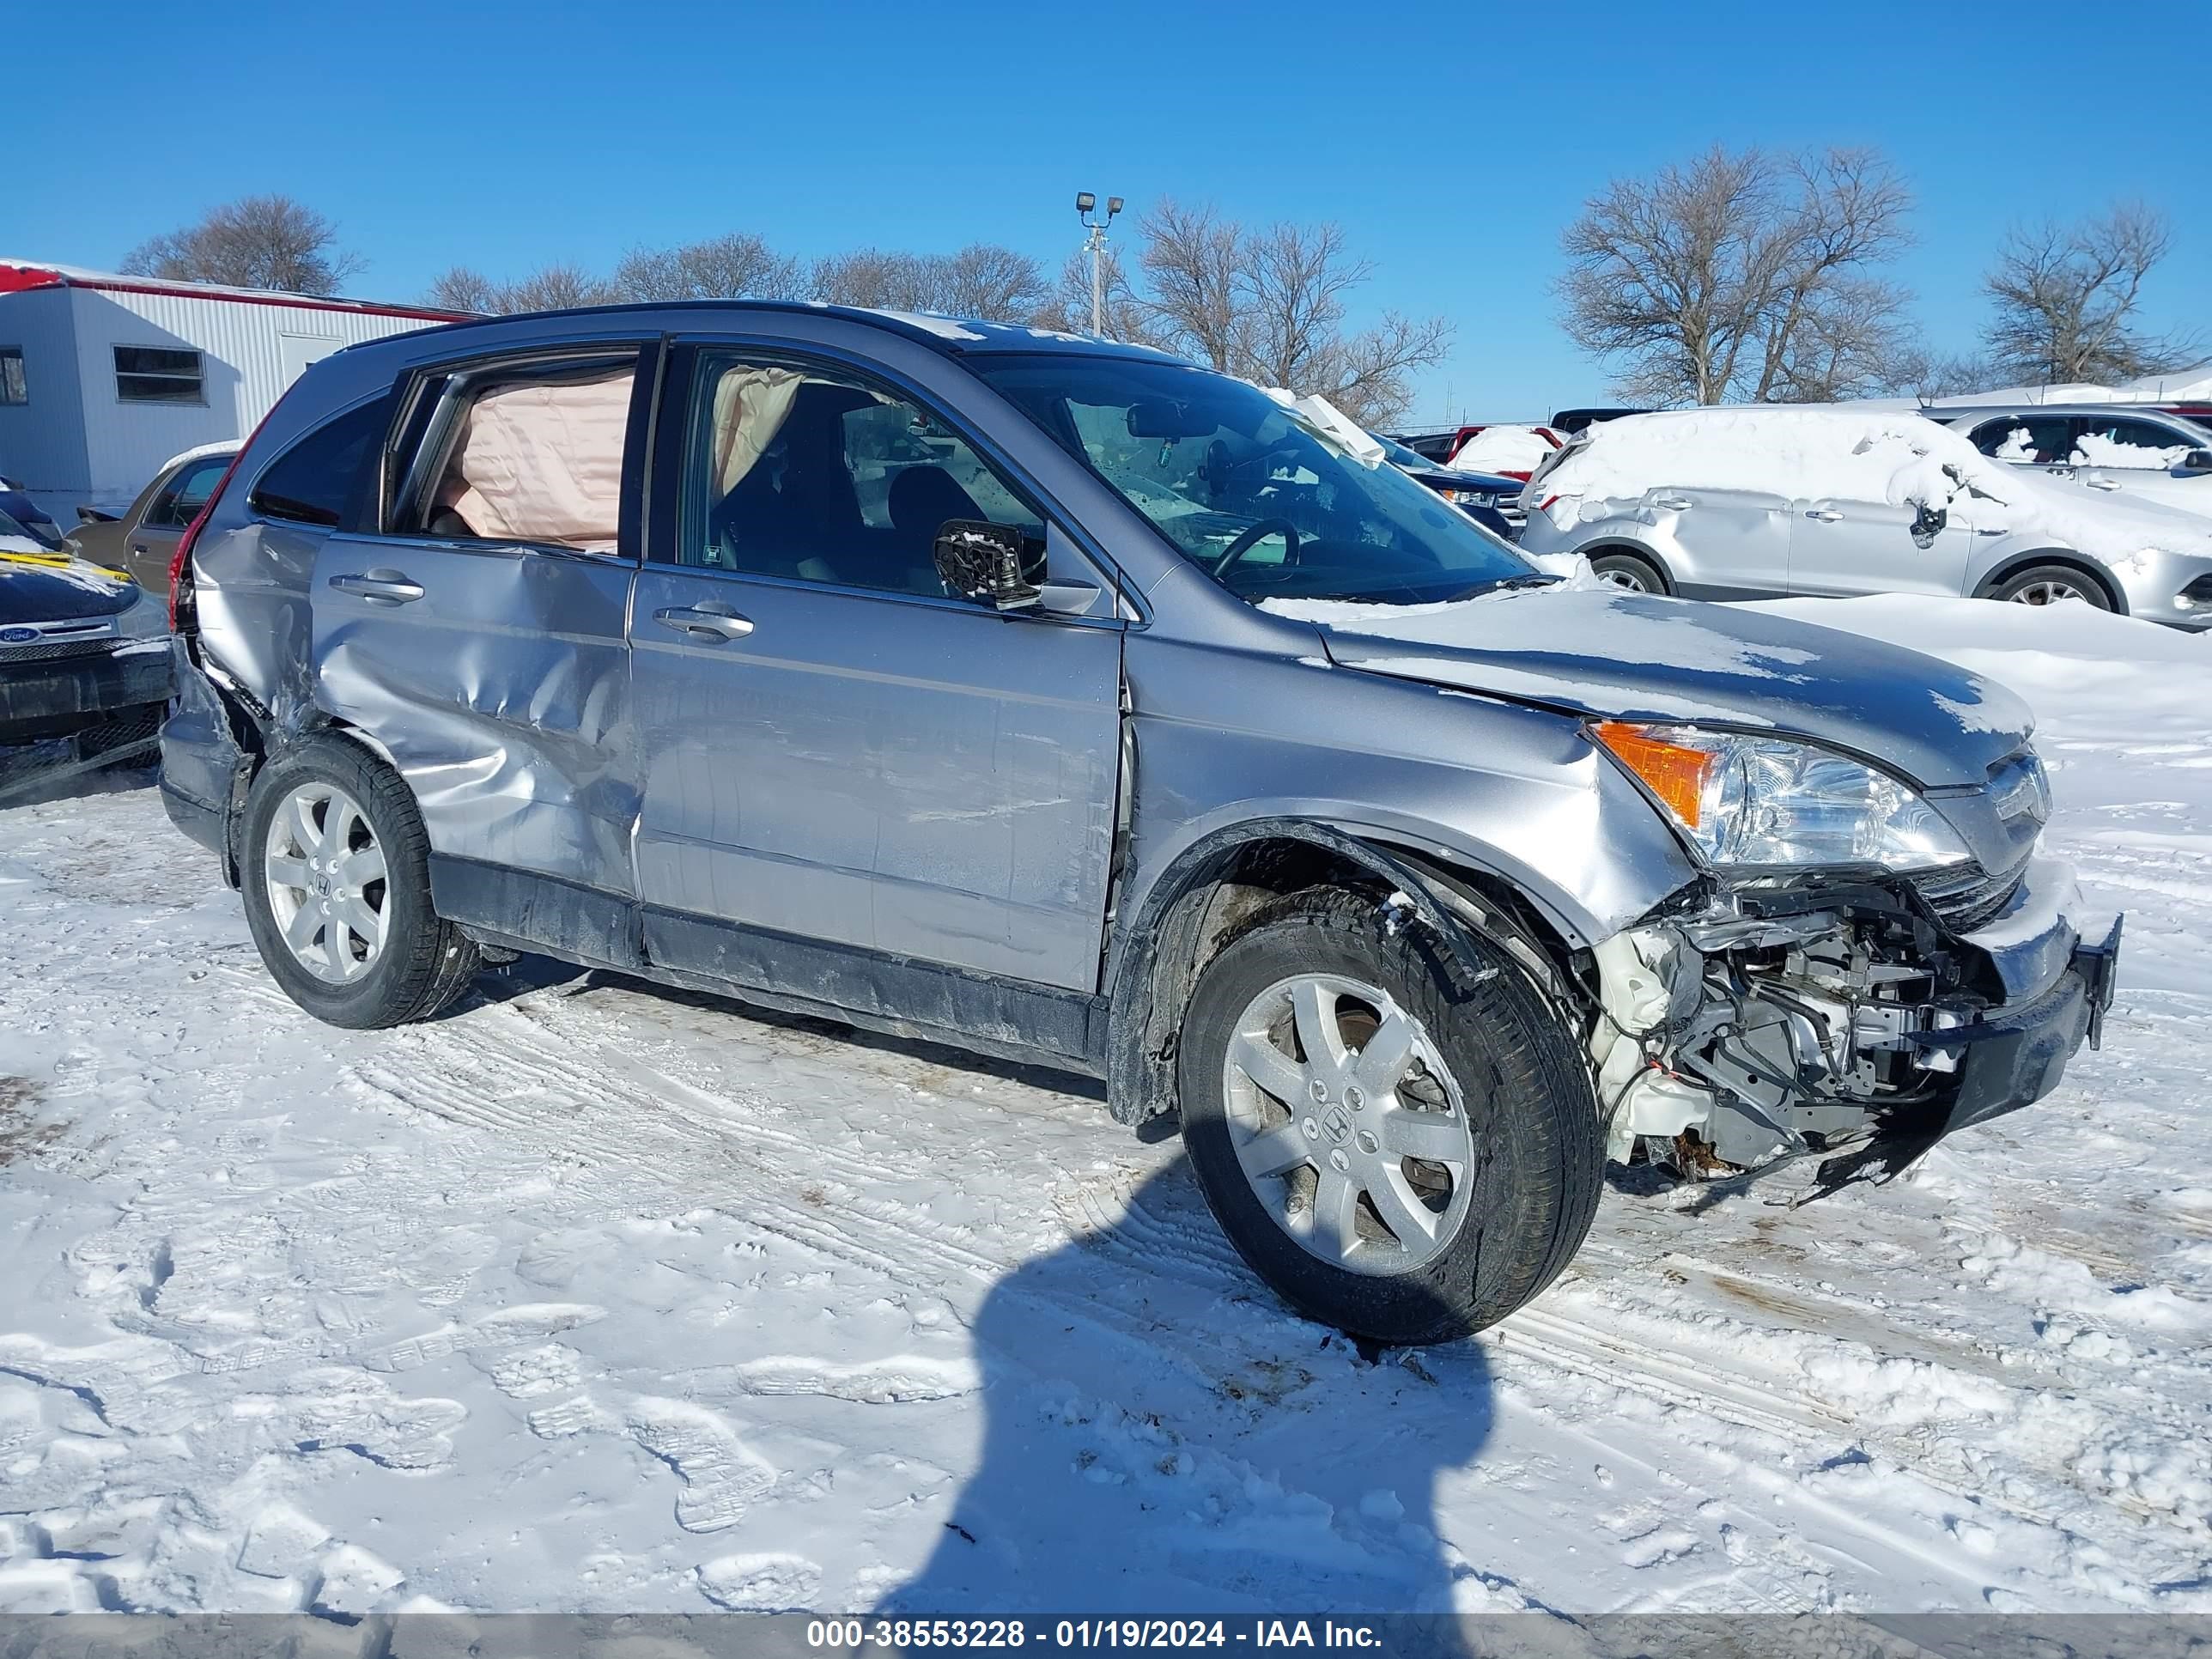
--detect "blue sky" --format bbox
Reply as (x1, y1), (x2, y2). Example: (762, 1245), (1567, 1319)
(18, 0), (2207, 421)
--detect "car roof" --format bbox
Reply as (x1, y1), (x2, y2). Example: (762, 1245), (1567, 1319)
(1942, 404), (2208, 422)
(156, 439), (241, 472)
(354, 300), (1180, 364)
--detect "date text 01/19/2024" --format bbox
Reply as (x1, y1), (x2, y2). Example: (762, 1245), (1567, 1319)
(805, 1620), (1386, 1650)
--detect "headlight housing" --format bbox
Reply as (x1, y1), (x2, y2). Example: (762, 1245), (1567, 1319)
(115, 584), (172, 639)
(1595, 721), (1971, 872)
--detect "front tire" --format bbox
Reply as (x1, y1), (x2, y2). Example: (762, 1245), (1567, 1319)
(1176, 889), (1602, 1344)
(1990, 564), (2112, 611)
(1588, 550), (1668, 594)
(240, 735), (480, 1029)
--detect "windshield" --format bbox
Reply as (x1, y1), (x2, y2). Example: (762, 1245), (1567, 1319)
(975, 357), (1538, 606)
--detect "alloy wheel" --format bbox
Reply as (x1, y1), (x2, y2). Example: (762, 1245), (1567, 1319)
(2009, 577), (2087, 606)
(1219, 973), (1476, 1275)
(264, 783), (389, 983)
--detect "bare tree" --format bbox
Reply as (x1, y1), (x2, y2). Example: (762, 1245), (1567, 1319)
(932, 244), (1048, 323)
(1905, 351), (1999, 402)
(1983, 204), (2194, 386)
(123, 194), (366, 295)
(422, 266), (502, 313)
(422, 263), (617, 315)
(1033, 247), (1157, 341)
(1138, 200), (1248, 369)
(612, 233), (801, 301)
(808, 244), (1045, 323)
(1559, 146), (1918, 404)
(1134, 198), (1451, 425)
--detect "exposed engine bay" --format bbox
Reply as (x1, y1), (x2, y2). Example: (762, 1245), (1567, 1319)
(1586, 874), (2105, 1183)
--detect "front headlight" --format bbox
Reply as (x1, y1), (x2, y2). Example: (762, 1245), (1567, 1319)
(115, 585), (171, 639)
(1594, 721), (1971, 872)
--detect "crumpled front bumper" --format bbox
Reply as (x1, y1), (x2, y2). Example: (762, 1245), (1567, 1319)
(1933, 913), (2121, 1137)
(0, 640), (175, 742)
(1819, 859), (2121, 1183)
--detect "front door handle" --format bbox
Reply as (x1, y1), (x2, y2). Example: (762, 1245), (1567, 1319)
(329, 570), (425, 605)
(2085, 477), (2122, 491)
(655, 603), (755, 641)
(1804, 507), (1845, 523)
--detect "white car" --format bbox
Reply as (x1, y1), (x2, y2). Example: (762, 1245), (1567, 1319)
(1516, 406), (2212, 628)
(1942, 404), (2212, 521)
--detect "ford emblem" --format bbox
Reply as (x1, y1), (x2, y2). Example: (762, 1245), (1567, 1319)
(0, 626), (37, 644)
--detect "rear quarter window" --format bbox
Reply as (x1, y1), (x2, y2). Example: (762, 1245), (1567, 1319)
(248, 401), (387, 527)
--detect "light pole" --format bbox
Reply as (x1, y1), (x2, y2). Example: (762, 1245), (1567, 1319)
(1075, 192), (1122, 338)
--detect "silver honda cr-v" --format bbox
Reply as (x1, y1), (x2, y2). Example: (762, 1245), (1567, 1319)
(157, 304), (2120, 1343)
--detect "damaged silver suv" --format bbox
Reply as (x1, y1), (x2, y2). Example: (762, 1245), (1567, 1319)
(159, 304), (2120, 1343)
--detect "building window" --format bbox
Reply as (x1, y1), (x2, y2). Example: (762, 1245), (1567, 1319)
(0, 348), (23, 405)
(114, 345), (204, 404)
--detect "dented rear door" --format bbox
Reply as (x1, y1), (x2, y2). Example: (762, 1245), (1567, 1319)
(308, 342), (658, 904)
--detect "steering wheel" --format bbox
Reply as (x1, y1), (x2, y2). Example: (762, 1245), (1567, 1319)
(1212, 518), (1300, 579)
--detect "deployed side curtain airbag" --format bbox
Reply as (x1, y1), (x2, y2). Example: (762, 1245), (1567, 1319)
(710, 366), (807, 495)
(445, 372), (635, 552)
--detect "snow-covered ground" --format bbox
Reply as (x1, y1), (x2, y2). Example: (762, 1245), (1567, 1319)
(1, 597), (2208, 1620)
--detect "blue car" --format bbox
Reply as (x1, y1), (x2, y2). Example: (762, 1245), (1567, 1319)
(0, 475), (67, 551)
(1368, 431), (1526, 538)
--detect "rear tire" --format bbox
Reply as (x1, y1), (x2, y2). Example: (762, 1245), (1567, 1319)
(1588, 550), (1668, 594)
(1176, 888), (1602, 1344)
(1990, 564), (2112, 611)
(240, 735), (480, 1029)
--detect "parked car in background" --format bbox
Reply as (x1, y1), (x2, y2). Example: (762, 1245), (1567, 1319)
(1369, 430), (1525, 537)
(0, 475), (68, 550)
(1387, 424), (1486, 463)
(1938, 404), (2212, 522)
(1549, 407), (1650, 436)
(0, 517), (174, 776)
(1443, 423), (1563, 480)
(71, 441), (240, 594)
(1519, 406), (2212, 626)
(161, 303), (2115, 1344)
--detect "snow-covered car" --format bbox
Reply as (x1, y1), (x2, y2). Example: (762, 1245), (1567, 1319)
(1447, 422), (1563, 480)
(1942, 404), (2212, 522)
(159, 307), (2119, 1344)
(0, 517), (174, 769)
(1518, 407), (2212, 628)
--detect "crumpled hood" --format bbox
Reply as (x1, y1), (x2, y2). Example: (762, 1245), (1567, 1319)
(1286, 586), (2032, 788)
(0, 545), (139, 625)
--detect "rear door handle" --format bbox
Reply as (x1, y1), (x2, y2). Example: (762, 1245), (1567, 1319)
(329, 570), (425, 605)
(655, 603), (755, 641)
(2085, 477), (2122, 491)
(1804, 507), (1845, 522)
(1650, 495), (1692, 510)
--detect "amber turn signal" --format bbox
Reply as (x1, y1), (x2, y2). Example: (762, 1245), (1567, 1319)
(1594, 722), (1717, 830)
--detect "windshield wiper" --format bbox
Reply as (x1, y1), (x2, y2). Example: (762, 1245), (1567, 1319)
(1450, 574), (1559, 599)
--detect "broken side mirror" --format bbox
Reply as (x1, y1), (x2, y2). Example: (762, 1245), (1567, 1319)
(934, 520), (1044, 611)
(1909, 501), (1948, 548)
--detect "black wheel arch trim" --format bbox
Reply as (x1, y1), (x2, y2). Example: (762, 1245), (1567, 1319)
(1976, 551), (2126, 614)
(1103, 817), (1591, 1129)
(1581, 543), (1675, 593)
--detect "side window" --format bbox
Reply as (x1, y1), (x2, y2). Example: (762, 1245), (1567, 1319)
(2074, 418), (2192, 469)
(1972, 416), (2069, 465)
(386, 355), (636, 553)
(143, 456), (231, 529)
(248, 402), (386, 528)
(0, 347), (25, 405)
(674, 354), (1043, 597)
